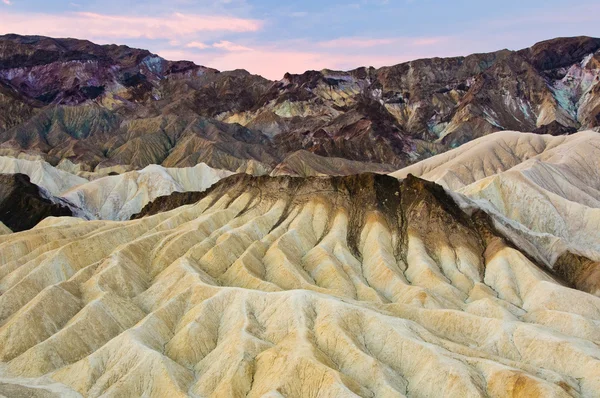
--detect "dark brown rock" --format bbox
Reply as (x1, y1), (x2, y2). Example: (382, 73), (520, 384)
(0, 173), (73, 231)
(554, 251), (600, 295)
(532, 121), (578, 136)
(131, 191), (207, 220)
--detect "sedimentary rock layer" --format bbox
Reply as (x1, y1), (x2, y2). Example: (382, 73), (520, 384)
(1, 35), (599, 173)
(1, 174), (599, 397)
(392, 129), (600, 295)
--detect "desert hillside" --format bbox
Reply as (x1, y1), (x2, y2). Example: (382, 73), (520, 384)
(0, 173), (599, 397)
(393, 130), (600, 294)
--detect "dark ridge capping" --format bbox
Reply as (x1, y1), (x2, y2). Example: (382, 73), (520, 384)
(400, 173), (473, 228)
(131, 173), (470, 257)
(131, 191), (209, 220)
(132, 172), (473, 230)
(328, 173), (404, 256)
(552, 251), (600, 295)
(134, 172), (402, 208)
(129, 171), (594, 294)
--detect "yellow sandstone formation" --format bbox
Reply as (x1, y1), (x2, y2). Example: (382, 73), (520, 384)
(0, 174), (599, 397)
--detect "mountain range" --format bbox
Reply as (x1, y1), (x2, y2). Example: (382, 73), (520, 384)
(0, 34), (599, 176)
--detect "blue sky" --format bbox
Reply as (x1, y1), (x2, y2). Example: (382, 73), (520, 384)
(1, 0), (599, 79)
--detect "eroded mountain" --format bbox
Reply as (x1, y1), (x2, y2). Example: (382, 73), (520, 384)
(1, 173), (600, 396)
(0, 155), (232, 222)
(393, 129), (600, 295)
(0, 34), (599, 175)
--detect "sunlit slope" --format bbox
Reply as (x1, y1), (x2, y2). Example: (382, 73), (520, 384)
(62, 163), (233, 220)
(393, 130), (600, 280)
(0, 174), (599, 397)
(0, 156), (88, 196)
(0, 156), (233, 221)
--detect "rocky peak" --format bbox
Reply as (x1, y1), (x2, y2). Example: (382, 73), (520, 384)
(518, 36), (600, 71)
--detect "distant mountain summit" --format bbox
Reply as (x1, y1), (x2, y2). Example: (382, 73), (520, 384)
(0, 34), (599, 175)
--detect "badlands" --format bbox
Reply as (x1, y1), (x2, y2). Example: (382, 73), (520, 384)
(393, 130), (600, 295)
(0, 32), (600, 398)
(1, 131), (600, 396)
(0, 156), (232, 223)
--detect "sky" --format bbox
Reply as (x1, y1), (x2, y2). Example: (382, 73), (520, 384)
(0, 0), (599, 79)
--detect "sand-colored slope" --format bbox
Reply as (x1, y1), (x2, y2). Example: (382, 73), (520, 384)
(1, 174), (599, 397)
(0, 222), (11, 235)
(0, 156), (88, 196)
(392, 130), (600, 274)
(62, 163), (233, 221)
(0, 156), (233, 222)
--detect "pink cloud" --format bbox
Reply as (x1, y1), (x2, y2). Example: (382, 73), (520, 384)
(2, 0), (11, 5)
(411, 37), (447, 46)
(0, 11), (262, 40)
(186, 41), (210, 49)
(182, 40), (253, 52)
(162, 44), (413, 79)
(157, 47), (332, 78)
(156, 34), (471, 80)
(207, 48), (333, 78)
(173, 36), (455, 79)
(212, 40), (253, 52)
